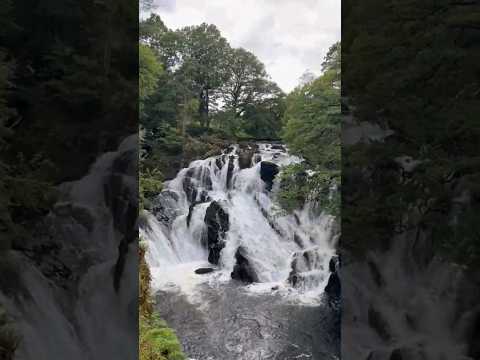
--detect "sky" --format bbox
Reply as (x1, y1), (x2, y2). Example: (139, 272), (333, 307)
(145, 0), (340, 93)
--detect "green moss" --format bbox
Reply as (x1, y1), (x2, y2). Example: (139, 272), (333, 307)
(139, 242), (185, 360)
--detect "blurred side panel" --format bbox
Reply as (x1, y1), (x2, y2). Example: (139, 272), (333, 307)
(0, 0), (139, 359)
(342, 0), (480, 359)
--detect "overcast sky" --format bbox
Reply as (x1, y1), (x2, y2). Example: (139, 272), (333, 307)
(145, 0), (340, 93)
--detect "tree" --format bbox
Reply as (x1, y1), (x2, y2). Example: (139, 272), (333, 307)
(221, 48), (268, 116)
(140, 14), (180, 70)
(321, 41), (341, 74)
(279, 42), (341, 214)
(217, 48), (285, 138)
(176, 23), (231, 128)
(298, 70), (316, 86)
(139, 43), (163, 114)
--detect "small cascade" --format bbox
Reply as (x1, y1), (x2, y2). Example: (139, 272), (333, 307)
(141, 143), (337, 300)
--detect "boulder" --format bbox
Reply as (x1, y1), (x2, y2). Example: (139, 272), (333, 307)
(238, 148), (255, 169)
(329, 255), (339, 273)
(231, 247), (259, 283)
(325, 255), (341, 303)
(260, 161), (280, 191)
(195, 267), (215, 275)
(203, 201), (229, 265)
(226, 156), (236, 189)
(324, 272), (341, 301)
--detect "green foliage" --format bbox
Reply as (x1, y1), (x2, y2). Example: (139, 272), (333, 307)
(283, 70), (340, 169)
(342, 0), (480, 266)
(277, 164), (309, 212)
(277, 164), (340, 216)
(278, 42), (341, 215)
(140, 313), (185, 360)
(139, 241), (185, 360)
(140, 168), (163, 210)
(139, 43), (163, 107)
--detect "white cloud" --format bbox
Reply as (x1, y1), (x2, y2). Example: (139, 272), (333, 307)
(148, 0), (340, 92)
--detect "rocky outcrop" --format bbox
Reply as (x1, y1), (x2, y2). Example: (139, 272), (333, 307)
(231, 247), (259, 283)
(260, 161), (280, 191)
(238, 143), (258, 169)
(203, 201), (229, 265)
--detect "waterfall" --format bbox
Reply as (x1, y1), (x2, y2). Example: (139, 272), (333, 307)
(141, 143), (338, 302)
(0, 135), (138, 360)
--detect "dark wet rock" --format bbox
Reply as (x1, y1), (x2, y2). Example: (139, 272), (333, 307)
(204, 201), (229, 265)
(324, 272), (341, 301)
(215, 157), (224, 170)
(271, 285), (279, 291)
(199, 167), (213, 190)
(329, 255), (339, 273)
(260, 161), (279, 191)
(293, 233), (303, 247)
(288, 248), (328, 289)
(256, 199), (285, 237)
(183, 176), (198, 204)
(152, 190), (181, 226)
(238, 148), (255, 169)
(198, 190), (210, 203)
(324, 255), (340, 303)
(231, 247), (259, 283)
(186, 203), (196, 227)
(195, 267), (215, 275)
(293, 213), (301, 225)
(253, 154), (262, 164)
(368, 306), (392, 342)
(271, 144), (286, 151)
(226, 156), (236, 189)
(468, 312), (480, 358)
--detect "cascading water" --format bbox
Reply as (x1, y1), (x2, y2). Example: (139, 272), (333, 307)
(141, 143), (340, 360)
(141, 143), (337, 300)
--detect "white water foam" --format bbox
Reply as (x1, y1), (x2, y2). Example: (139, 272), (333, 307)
(141, 143), (337, 304)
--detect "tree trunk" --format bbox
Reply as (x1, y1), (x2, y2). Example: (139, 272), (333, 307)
(205, 88), (210, 128)
(198, 89), (208, 128)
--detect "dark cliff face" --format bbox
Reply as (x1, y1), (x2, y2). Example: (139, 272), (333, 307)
(0, 135), (138, 360)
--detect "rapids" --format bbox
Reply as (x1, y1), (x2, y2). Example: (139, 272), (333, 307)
(140, 143), (340, 359)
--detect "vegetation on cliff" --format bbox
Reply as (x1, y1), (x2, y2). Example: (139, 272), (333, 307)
(139, 243), (185, 360)
(278, 42), (341, 216)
